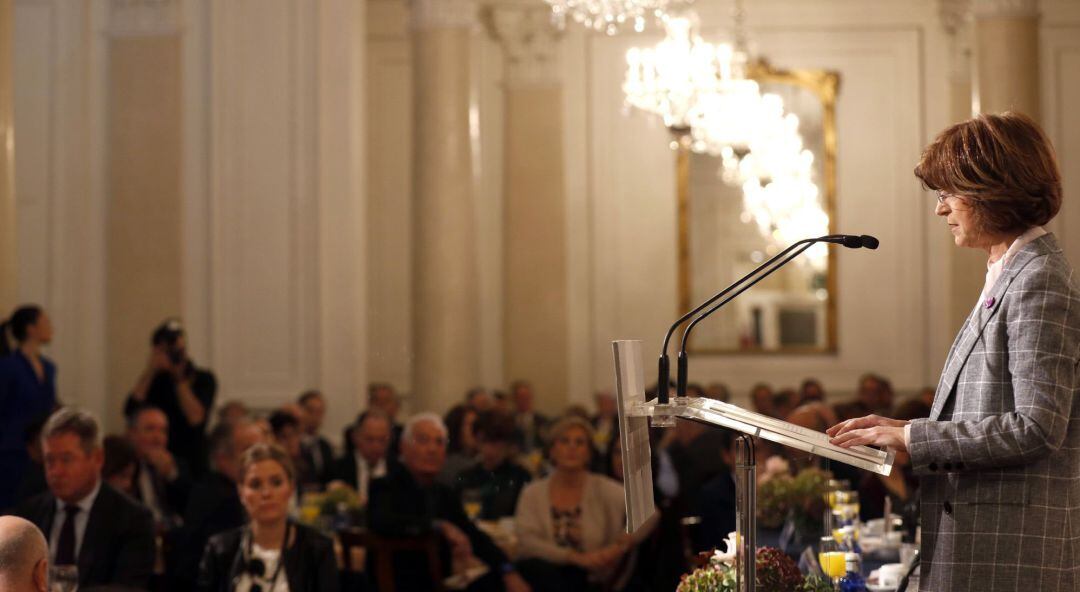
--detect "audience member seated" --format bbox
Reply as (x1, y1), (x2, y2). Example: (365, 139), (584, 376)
(511, 380), (549, 453)
(14, 416), (49, 505)
(693, 431), (737, 554)
(12, 407), (155, 589)
(467, 387), (495, 413)
(440, 404), (479, 485)
(298, 390), (336, 486)
(0, 515), (49, 592)
(591, 391), (618, 471)
(335, 410), (395, 503)
(170, 420), (265, 591)
(800, 378), (826, 404)
(127, 406), (189, 529)
(215, 400), (249, 427)
(892, 388), (933, 420)
(454, 411), (532, 520)
(833, 372), (892, 422)
(493, 390), (511, 414)
(749, 383), (775, 417)
(665, 393), (729, 515)
(771, 388), (799, 422)
(124, 319), (217, 477)
(367, 383), (403, 456)
(0, 305), (57, 512)
(269, 409), (320, 494)
(197, 443), (339, 592)
(368, 413), (530, 592)
(514, 416), (634, 592)
(102, 435), (138, 496)
(704, 382), (730, 402)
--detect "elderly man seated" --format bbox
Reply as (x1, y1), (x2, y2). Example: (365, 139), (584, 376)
(368, 413), (530, 592)
(0, 516), (49, 592)
(11, 408), (155, 589)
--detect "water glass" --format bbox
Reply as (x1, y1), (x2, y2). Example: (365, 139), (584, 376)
(49, 565), (78, 592)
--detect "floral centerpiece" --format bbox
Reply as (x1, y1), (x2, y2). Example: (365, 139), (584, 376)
(757, 464), (831, 534)
(677, 532), (833, 592)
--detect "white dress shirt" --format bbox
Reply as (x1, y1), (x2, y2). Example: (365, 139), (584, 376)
(903, 226), (1048, 446)
(355, 455), (387, 501)
(49, 478), (102, 564)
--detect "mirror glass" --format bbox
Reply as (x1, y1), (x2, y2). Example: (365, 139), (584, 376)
(680, 64), (839, 353)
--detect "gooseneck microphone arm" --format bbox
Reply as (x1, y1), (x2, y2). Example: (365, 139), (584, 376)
(655, 236), (828, 404)
(671, 234), (877, 399)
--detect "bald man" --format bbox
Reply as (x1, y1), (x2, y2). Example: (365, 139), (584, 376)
(0, 516), (48, 592)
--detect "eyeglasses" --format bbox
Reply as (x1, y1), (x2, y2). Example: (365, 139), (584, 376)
(935, 190), (964, 205)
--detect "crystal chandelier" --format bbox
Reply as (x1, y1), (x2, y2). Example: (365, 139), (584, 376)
(622, 2), (829, 268)
(545, 0), (684, 35)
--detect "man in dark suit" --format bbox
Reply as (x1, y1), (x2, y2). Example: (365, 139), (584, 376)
(10, 408), (154, 590)
(126, 406), (189, 528)
(367, 383), (404, 457)
(510, 381), (548, 453)
(335, 410), (395, 502)
(298, 390), (336, 486)
(368, 413), (530, 592)
(167, 419), (265, 591)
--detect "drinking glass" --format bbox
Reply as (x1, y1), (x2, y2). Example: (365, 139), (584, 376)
(49, 565), (78, 592)
(818, 536), (844, 591)
(462, 489), (482, 520)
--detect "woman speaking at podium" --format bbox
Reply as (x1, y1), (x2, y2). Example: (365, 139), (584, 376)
(828, 112), (1080, 592)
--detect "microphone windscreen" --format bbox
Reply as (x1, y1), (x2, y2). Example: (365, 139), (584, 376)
(860, 235), (880, 249)
(841, 235), (863, 248)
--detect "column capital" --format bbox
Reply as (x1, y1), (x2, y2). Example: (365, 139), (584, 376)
(973, 0), (1039, 18)
(410, 0), (477, 31)
(484, 3), (563, 88)
(937, 0), (971, 34)
(106, 0), (181, 37)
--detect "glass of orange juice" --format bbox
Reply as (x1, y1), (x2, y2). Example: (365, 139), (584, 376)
(818, 536), (845, 590)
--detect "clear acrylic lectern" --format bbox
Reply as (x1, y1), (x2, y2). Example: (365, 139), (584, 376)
(613, 340), (894, 592)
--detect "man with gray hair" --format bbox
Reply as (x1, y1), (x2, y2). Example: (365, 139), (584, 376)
(0, 516), (48, 592)
(9, 407), (154, 589)
(369, 412), (530, 592)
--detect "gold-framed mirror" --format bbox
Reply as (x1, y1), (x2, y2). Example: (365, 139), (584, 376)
(678, 60), (840, 354)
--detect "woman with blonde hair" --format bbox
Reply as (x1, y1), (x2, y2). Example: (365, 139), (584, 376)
(514, 416), (633, 591)
(197, 443), (339, 592)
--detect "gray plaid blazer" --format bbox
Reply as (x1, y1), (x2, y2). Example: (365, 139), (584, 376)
(908, 233), (1080, 592)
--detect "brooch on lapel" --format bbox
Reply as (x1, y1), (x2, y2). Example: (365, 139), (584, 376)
(984, 296), (995, 309)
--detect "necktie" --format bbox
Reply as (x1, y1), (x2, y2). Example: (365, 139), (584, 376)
(55, 505), (81, 566)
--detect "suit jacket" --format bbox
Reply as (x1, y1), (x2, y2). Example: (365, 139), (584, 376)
(908, 234), (1080, 592)
(196, 521), (339, 592)
(168, 470), (246, 591)
(301, 435), (336, 485)
(368, 463), (510, 589)
(13, 482), (155, 590)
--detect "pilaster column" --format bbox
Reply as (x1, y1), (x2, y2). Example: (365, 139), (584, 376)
(939, 0), (985, 335)
(105, 0), (183, 416)
(0, 0), (15, 312)
(973, 0), (1040, 119)
(487, 4), (569, 407)
(410, 0), (481, 411)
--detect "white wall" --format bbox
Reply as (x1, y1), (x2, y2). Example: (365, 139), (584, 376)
(13, 0), (368, 438)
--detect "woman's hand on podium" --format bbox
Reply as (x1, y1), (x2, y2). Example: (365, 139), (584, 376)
(827, 415), (909, 452)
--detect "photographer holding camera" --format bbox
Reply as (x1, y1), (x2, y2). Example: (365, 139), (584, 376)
(125, 319), (217, 477)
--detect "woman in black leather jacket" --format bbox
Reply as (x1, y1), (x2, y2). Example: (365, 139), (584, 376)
(197, 443), (339, 592)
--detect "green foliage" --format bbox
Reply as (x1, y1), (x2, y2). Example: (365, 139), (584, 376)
(756, 467), (831, 530)
(677, 547), (826, 592)
(797, 575), (835, 592)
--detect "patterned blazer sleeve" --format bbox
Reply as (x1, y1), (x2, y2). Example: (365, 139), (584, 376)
(909, 259), (1080, 472)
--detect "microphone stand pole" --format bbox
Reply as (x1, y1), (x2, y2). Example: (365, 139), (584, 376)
(734, 434), (756, 592)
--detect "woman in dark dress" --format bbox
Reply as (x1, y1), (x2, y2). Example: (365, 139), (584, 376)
(0, 305), (57, 510)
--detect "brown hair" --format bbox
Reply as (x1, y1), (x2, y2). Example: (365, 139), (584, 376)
(546, 415), (596, 459)
(239, 442), (295, 484)
(914, 112), (1062, 235)
(42, 408), (101, 454)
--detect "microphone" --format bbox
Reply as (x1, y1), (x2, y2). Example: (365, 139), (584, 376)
(659, 234), (877, 403)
